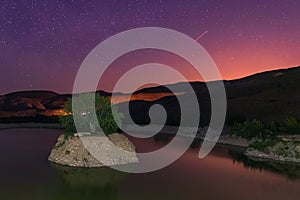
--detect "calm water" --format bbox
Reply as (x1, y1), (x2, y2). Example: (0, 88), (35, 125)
(0, 128), (300, 200)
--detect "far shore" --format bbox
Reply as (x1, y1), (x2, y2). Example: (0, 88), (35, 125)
(0, 122), (62, 130)
(0, 123), (248, 147)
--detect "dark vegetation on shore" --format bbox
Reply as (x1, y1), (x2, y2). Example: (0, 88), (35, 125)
(230, 117), (300, 139)
(229, 117), (300, 161)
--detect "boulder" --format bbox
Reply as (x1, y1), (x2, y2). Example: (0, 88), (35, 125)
(48, 133), (138, 167)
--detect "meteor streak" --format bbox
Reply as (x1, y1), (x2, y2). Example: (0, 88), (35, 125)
(195, 30), (208, 41)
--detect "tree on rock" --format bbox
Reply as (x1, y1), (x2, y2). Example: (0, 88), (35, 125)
(59, 93), (124, 137)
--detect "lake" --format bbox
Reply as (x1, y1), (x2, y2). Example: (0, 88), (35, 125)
(0, 128), (299, 200)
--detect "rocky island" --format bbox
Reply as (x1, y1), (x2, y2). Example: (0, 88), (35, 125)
(48, 133), (138, 167)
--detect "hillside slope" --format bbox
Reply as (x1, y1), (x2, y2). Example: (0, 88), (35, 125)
(0, 66), (299, 125)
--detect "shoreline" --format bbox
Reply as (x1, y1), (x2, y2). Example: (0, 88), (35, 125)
(0, 123), (247, 147)
(0, 122), (62, 130)
(200, 135), (249, 147)
(2, 122), (300, 165)
(0, 123), (249, 147)
(245, 149), (300, 165)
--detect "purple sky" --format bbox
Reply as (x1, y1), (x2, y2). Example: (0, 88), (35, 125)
(0, 0), (299, 94)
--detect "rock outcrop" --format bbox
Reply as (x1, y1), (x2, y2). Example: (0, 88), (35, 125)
(48, 133), (138, 167)
(245, 141), (300, 164)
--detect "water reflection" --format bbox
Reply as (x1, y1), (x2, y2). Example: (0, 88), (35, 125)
(228, 148), (300, 180)
(50, 164), (128, 200)
(0, 128), (299, 200)
(51, 164), (127, 200)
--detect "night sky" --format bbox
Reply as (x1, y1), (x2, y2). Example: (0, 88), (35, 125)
(0, 0), (299, 94)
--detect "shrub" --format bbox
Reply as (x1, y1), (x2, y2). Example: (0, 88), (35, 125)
(267, 121), (279, 133)
(282, 117), (300, 135)
(230, 119), (273, 139)
(249, 140), (279, 151)
(59, 93), (124, 137)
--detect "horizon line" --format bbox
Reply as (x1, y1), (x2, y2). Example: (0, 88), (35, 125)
(1, 65), (299, 96)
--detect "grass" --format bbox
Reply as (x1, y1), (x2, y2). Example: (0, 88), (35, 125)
(229, 119), (274, 139)
(230, 116), (300, 140)
(283, 117), (300, 135)
(249, 140), (279, 151)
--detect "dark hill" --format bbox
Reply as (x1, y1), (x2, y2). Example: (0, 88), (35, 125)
(0, 66), (299, 125)
(120, 66), (300, 126)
